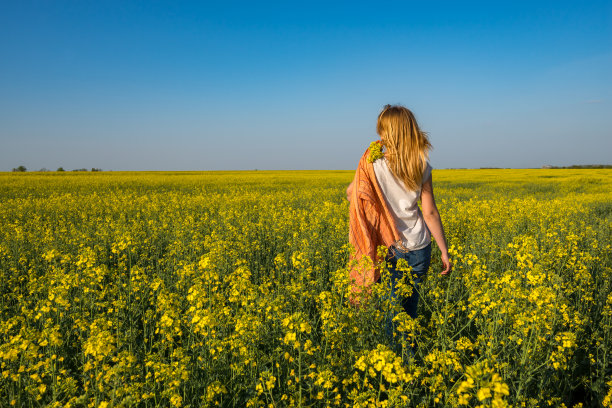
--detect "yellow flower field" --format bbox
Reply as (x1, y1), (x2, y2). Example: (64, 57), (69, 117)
(0, 169), (610, 407)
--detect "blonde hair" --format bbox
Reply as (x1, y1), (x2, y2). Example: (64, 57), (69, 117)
(376, 104), (432, 191)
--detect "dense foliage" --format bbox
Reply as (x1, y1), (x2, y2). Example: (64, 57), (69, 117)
(0, 169), (610, 407)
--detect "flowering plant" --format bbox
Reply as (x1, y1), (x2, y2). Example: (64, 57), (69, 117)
(367, 140), (384, 163)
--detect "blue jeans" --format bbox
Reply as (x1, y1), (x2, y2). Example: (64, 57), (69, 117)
(381, 242), (431, 353)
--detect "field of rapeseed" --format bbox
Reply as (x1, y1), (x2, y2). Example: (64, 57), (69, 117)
(0, 169), (610, 407)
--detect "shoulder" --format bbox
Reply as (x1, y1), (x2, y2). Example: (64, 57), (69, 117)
(357, 141), (383, 168)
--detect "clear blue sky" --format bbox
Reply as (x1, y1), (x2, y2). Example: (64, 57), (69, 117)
(1, 0), (610, 171)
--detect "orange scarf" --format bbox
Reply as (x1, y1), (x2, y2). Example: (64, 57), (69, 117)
(348, 142), (401, 304)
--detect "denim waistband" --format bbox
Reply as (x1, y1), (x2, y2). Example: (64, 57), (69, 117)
(390, 241), (431, 255)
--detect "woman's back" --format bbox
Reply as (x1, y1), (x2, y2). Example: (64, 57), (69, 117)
(372, 157), (432, 250)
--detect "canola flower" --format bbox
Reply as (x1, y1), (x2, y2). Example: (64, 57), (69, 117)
(0, 169), (610, 407)
(367, 141), (384, 163)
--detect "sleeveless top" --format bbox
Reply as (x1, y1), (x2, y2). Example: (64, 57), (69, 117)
(372, 157), (432, 250)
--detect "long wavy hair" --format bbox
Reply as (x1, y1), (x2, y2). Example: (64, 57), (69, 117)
(376, 104), (432, 191)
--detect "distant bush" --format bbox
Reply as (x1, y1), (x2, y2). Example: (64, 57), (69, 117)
(72, 168), (88, 172)
(91, 168), (102, 172)
(12, 166), (26, 172)
(57, 167), (65, 172)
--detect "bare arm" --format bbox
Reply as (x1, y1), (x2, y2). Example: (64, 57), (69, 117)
(346, 180), (354, 201)
(420, 175), (452, 275)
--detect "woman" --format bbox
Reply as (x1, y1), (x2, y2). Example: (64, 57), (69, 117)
(347, 105), (451, 345)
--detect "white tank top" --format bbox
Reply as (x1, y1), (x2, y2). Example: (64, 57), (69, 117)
(372, 157), (432, 250)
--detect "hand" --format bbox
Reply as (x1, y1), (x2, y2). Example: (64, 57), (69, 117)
(440, 252), (452, 275)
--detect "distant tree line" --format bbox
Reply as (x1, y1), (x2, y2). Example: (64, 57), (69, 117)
(11, 166), (103, 172)
(541, 164), (612, 169)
